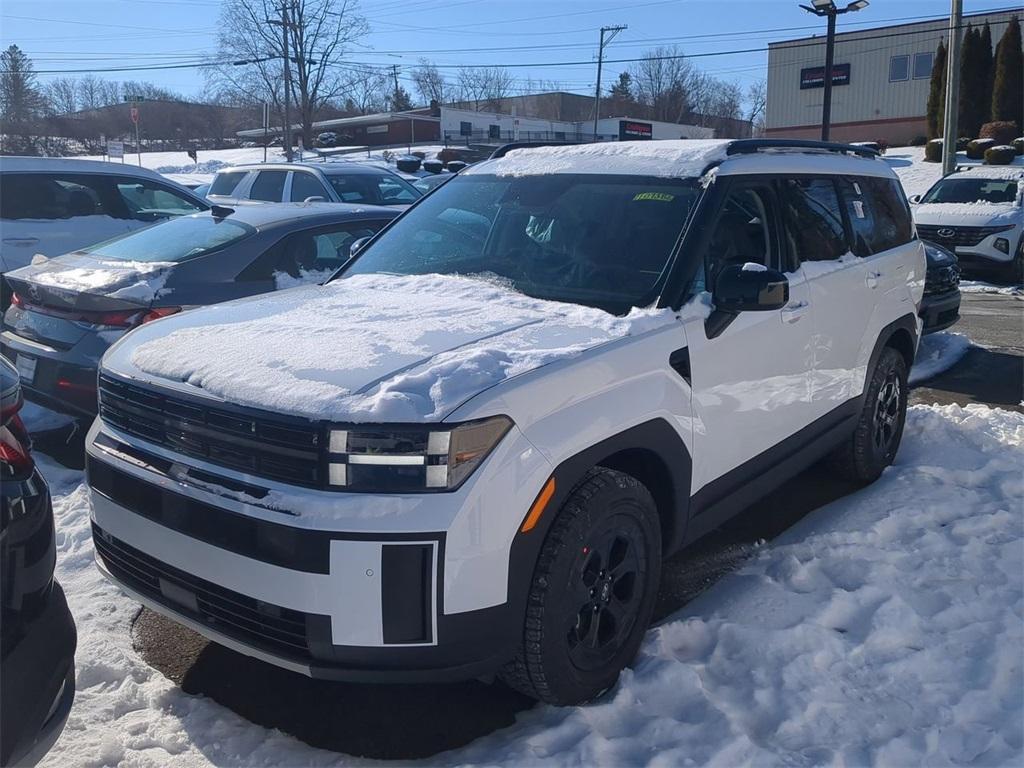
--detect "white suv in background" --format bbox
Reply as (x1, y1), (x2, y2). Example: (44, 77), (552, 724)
(911, 166), (1023, 282)
(0, 157), (207, 276)
(87, 139), (924, 706)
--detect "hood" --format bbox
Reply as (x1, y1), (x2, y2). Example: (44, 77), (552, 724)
(922, 240), (958, 269)
(105, 273), (675, 423)
(5, 252), (175, 311)
(913, 202), (1020, 226)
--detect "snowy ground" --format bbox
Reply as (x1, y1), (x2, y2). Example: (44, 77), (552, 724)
(37, 402), (1024, 767)
(909, 331), (973, 385)
(885, 145), (1024, 199)
(960, 281), (1024, 296)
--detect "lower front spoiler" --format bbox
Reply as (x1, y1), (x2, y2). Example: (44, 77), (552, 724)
(95, 555), (516, 685)
(919, 289), (961, 334)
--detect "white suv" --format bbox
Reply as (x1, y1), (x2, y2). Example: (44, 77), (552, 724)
(911, 166), (1023, 282)
(86, 139), (924, 705)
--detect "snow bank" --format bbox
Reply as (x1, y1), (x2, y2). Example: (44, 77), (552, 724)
(125, 273), (677, 422)
(960, 281), (1023, 296)
(476, 139), (731, 178)
(38, 403), (1024, 766)
(910, 331), (972, 384)
(272, 267), (335, 291)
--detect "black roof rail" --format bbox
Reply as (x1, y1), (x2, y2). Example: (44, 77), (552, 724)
(726, 138), (880, 159)
(489, 140), (583, 159)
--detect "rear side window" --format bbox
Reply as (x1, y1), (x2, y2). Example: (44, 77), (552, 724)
(210, 171), (246, 196)
(0, 173), (118, 220)
(239, 220), (389, 282)
(115, 180), (203, 222)
(839, 177), (914, 256)
(250, 171), (287, 202)
(289, 172), (330, 202)
(779, 178), (847, 263)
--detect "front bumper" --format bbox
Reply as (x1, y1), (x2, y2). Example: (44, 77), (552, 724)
(85, 416), (553, 683)
(919, 289), (961, 334)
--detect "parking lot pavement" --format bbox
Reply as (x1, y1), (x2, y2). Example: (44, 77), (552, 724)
(103, 287), (1024, 759)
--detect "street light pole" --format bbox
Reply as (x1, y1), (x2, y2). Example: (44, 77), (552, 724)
(267, 3), (294, 162)
(941, 0), (963, 176)
(593, 25), (626, 142)
(800, 1), (869, 142)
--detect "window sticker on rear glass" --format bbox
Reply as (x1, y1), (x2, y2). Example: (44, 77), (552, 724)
(633, 192), (675, 202)
(852, 200), (866, 219)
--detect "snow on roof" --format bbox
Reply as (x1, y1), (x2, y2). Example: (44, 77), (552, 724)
(119, 273), (677, 423)
(471, 140), (732, 178)
(0, 155), (169, 180)
(956, 165), (1024, 180)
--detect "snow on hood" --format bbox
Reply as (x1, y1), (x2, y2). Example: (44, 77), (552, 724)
(473, 140), (731, 178)
(11, 256), (175, 304)
(120, 273), (677, 422)
(913, 201), (1021, 225)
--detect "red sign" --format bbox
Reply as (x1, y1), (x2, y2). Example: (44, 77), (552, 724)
(618, 120), (653, 140)
(130, 107), (139, 124)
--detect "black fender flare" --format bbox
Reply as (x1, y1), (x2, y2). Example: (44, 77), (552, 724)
(864, 312), (919, 401)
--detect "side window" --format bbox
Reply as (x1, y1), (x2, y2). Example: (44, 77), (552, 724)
(209, 171), (247, 197)
(289, 172), (330, 202)
(376, 176), (418, 204)
(249, 170), (287, 202)
(0, 174), (118, 220)
(239, 221), (386, 282)
(779, 178), (848, 263)
(115, 180), (203, 221)
(838, 177), (913, 256)
(703, 182), (779, 291)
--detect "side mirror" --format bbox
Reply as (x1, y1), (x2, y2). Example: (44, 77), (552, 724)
(908, 194), (922, 204)
(349, 236), (372, 256)
(714, 263), (789, 313)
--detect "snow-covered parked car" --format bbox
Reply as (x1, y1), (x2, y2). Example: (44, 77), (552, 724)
(911, 166), (1023, 282)
(0, 157), (208, 277)
(1, 202), (398, 416)
(207, 162), (422, 208)
(919, 240), (961, 334)
(86, 139), (924, 706)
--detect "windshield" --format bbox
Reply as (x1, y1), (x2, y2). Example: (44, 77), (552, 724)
(85, 214), (254, 262)
(921, 177), (1020, 204)
(326, 172), (421, 206)
(339, 173), (700, 312)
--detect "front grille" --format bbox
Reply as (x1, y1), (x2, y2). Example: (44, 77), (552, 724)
(98, 375), (321, 487)
(924, 263), (961, 296)
(918, 224), (1014, 248)
(93, 524), (316, 659)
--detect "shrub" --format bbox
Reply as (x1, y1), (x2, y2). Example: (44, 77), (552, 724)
(875, 138), (889, 155)
(446, 160), (469, 172)
(395, 155), (421, 173)
(381, 149), (394, 164)
(984, 145), (1017, 165)
(909, 135), (928, 146)
(422, 158), (444, 174)
(956, 136), (972, 151)
(411, 150), (426, 159)
(1014, 137), (1024, 155)
(966, 138), (995, 159)
(979, 120), (1019, 145)
(437, 147), (463, 164)
(924, 139), (944, 162)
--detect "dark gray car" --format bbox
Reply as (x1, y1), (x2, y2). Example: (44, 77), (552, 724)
(0, 202), (399, 416)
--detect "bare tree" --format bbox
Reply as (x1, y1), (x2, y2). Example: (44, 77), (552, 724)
(205, 0), (368, 145)
(343, 68), (390, 115)
(746, 79), (767, 135)
(45, 77), (78, 115)
(629, 46), (697, 123)
(411, 59), (447, 105)
(455, 66), (513, 111)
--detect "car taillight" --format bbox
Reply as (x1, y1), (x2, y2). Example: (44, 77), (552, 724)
(10, 292), (25, 309)
(89, 306), (182, 329)
(141, 306), (182, 324)
(0, 406), (32, 477)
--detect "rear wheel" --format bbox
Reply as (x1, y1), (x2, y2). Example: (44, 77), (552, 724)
(500, 468), (661, 705)
(829, 346), (908, 483)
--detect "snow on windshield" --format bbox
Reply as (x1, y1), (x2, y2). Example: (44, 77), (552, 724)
(126, 273), (678, 422)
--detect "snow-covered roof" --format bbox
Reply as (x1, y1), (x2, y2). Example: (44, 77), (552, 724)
(468, 140), (896, 180)
(954, 165), (1024, 180)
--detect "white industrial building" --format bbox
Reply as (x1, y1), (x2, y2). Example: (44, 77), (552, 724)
(765, 9), (1020, 144)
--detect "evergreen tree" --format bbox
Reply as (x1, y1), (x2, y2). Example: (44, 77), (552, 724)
(606, 72), (636, 117)
(926, 39), (947, 139)
(958, 25), (987, 138)
(992, 16), (1023, 132)
(979, 22), (994, 124)
(0, 44), (45, 153)
(391, 84), (413, 112)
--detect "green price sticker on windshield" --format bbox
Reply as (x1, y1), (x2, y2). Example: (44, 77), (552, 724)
(633, 192), (675, 202)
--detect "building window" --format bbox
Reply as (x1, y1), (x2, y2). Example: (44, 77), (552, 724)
(488, 124), (500, 139)
(459, 121), (472, 136)
(889, 55), (910, 82)
(554, 131), (566, 140)
(913, 51), (934, 79)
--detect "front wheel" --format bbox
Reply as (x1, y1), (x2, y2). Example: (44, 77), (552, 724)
(828, 346), (909, 483)
(500, 468), (662, 705)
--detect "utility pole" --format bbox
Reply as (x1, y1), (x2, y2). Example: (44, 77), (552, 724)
(942, 0), (963, 176)
(391, 64), (401, 109)
(267, 3), (294, 162)
(593, 25), (626, 142)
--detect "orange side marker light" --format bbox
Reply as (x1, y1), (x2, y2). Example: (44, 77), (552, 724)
(520, 477), (556, 533)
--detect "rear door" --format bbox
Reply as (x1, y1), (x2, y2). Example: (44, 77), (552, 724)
(683, 176), (817, 497)
(777, 175), (870, 420)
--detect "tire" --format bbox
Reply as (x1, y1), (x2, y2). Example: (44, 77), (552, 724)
(828, 346), (908, 483)
(499, 467), (662, 705)
(1009, 245), (1023, 285)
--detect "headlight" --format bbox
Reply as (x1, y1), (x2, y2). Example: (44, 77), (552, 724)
(326, 416), (512, 492)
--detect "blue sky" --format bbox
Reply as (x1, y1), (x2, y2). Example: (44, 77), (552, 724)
(0, 0), (1017, 101)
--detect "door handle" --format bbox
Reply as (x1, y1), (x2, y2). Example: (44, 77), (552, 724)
(866, 270), (882, 289)
(781, 300), (808, 323)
